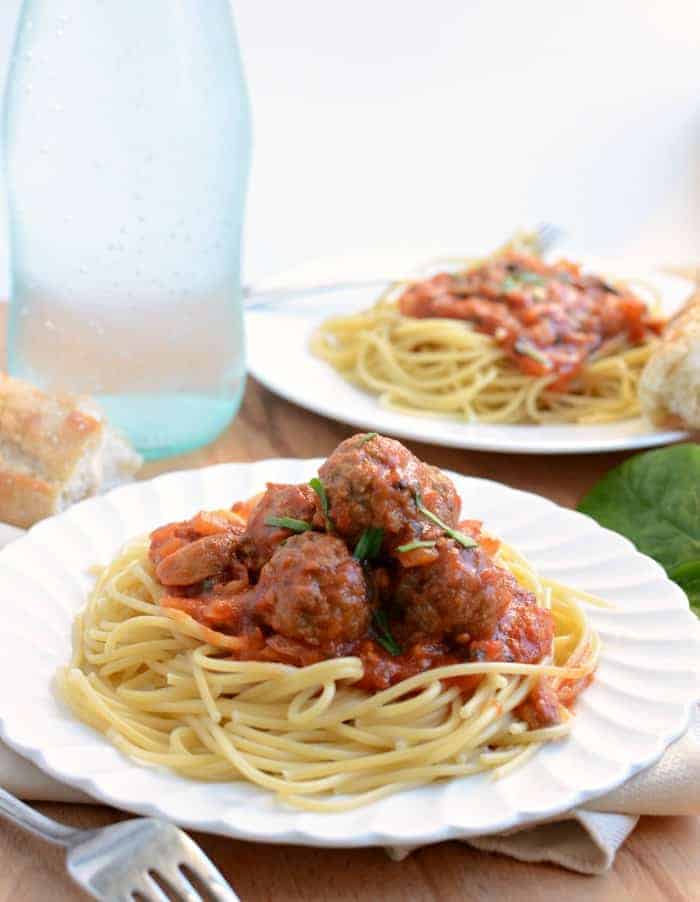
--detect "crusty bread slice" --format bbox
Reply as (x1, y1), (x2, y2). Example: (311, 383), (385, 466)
(639, 291), (700, 429)
(0, 375), (142, 528)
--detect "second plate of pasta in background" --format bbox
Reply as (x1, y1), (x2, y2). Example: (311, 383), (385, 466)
(246, 248), (693, 454)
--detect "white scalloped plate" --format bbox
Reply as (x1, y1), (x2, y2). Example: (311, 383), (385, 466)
(247, 258), (693, 454)
(0, 460), (698, 848)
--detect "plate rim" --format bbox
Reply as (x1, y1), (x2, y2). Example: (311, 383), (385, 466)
(0, 460), (698, 847)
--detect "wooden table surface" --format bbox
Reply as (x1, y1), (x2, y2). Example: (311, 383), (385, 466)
(1, 371), (699, 899)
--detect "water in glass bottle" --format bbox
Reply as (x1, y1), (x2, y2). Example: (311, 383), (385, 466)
(3, 0), (252, 458)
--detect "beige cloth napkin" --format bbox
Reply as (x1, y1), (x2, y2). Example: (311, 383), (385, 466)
(387, 710), (700, 874)
(0, 524), (698, 875)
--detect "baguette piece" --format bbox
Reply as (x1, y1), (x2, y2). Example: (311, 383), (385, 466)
(639, 290), (700, 429)
(0, 375), (142, 528)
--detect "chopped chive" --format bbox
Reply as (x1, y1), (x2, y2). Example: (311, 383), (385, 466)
(353, 527), (384, 561)
(517, 271), (547, 285)
(264, 516), (312, 533)
(514, 338), (551, 368)
(501, 272), (546, 293)
(309, 477), (333, 532)
(414, 492), (477, 549)
(372, 609), (402, 656)
(358, 432), (378, 446)
(396, 540), (437, 553)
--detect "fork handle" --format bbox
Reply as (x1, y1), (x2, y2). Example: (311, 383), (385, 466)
(242, 277), (396, 309)
(0, 786), (79, 847)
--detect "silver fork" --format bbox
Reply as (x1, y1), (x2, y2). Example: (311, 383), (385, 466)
(243, 222), (565, 309)
(0, 786), (239, 901)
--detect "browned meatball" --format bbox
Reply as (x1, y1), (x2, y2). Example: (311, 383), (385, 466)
(393, 538), (517, 641)
(255, 532), (370, 647)
(243, 482), (320, 571)
(423, 463), (461, 527)
(318, 433), (461, 551)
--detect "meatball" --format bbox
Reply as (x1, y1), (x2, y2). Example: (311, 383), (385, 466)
(470, 592), (554, 664)
(255, 532), (370, 646)
(318, 433), (461, 551)
(243, 482), (321, 571)
(393, 538), (516, 642)
(422, 463), (461, 528)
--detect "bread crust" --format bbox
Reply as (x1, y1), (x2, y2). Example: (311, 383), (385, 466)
(0, 468), (59, 529)
(0, 375), (102, 478)
(0, 374), (141, 528)
(639, 290), (700, 429)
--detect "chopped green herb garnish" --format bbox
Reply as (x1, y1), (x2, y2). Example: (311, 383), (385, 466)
(396, 540), (437, 553)
(500, 275), (519, 294)
(353, 527), (384, 561)
(359, 432), (378, 446)
(414, 492), (477, 549)
(517, 271), (547, 285)
(372, 609), (402, 656)
(309, 477), (333, 532)
(264, 516), (312, 533)
(514, 338), (551, 368)
(501, 271), (546, 293)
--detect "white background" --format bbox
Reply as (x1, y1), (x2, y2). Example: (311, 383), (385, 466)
(0, 0), (697, 289)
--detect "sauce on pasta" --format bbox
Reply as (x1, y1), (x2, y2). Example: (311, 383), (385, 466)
(398, 253), (664, 390)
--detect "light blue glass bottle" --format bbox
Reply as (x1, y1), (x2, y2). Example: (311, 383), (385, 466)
(3, 0), (251, 459)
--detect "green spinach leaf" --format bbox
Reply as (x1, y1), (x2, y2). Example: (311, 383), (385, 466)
(577, 443), (700, 614)
(669, 561), (700, 614)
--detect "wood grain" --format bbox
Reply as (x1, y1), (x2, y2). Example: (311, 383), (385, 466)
(1, 353), (698, 898)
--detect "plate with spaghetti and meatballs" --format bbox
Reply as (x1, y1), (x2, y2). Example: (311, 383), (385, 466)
(0, 434), (697, 846)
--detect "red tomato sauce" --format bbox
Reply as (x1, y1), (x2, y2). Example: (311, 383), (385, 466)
(398, 253), (664, 390)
